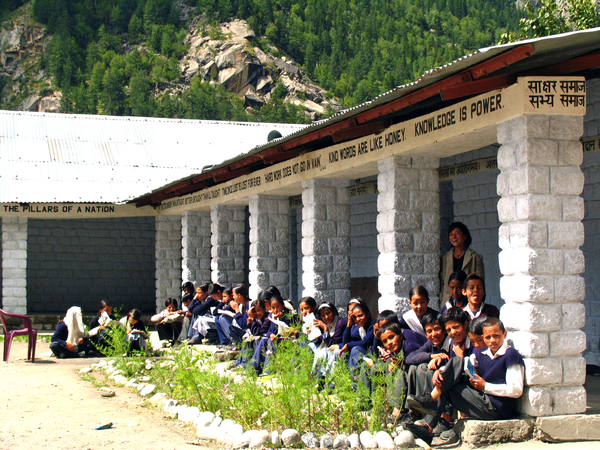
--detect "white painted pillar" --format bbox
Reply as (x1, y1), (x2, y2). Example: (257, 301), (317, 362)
(301, 179), (351, 308)
(211, 205), (246, 287)
(497, 114), (587, 416)
(249, 195), (290, 300)
(1, 217), (28, 314)
(182, 210), (211, 285)
(377, 156), (441, 314)
(155, 216), (182, 311)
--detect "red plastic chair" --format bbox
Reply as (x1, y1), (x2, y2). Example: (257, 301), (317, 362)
(0, 309), (37, 362)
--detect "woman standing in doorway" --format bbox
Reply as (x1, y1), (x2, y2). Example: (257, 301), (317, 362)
(440, 222), (484, 302)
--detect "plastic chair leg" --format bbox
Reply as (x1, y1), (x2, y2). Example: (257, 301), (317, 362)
(3, 334), (13, 362)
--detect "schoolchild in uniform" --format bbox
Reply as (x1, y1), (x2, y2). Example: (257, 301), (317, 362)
(461, 274), (500, 321)
(188, 283), (223, 344)
(440, 307), (473, 358)
(50, 306), (92, 358)
(402, 311), (450, 426)
(360, 321), (409, 422)
(151, 298), (184, 344)
(182, 283), (208, 341)
(123, 309), (149, 353)
(236, 298), (272, 374)
(340, 301), (375, 375)
(406, 317), (525, 445)
(467, 316), (488, 350)
(215, 284), (250, 346)
(440, 271), (468, 313)
(400, 286), (438, 337)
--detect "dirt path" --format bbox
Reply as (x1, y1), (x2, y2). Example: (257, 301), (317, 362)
(0, 340), (206, 450)
(1, 339), (599, 450)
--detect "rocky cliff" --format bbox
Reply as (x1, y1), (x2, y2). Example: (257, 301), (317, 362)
(0, 4), (341, 120)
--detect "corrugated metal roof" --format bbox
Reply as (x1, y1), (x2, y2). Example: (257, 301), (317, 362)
(0, 111), (306, 203)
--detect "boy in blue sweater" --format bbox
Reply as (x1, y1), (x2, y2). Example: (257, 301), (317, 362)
(406, 317), (525, 445)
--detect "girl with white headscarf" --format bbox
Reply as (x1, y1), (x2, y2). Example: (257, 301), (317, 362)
(50, 306), (88, 358)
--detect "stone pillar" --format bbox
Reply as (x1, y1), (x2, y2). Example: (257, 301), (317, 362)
(301, 179), (351, 308)
(497, 114), (586, 416)
(1, 217), (28, 314)
(155, 216), (182, 311)
(211, 205), (246, 287)
(249, 195), (290, 300)
(182, 211), (211, 285)
(377, 156), (440, 314)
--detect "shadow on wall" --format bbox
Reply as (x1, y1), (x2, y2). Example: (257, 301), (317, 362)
(350, 276), (380, 318)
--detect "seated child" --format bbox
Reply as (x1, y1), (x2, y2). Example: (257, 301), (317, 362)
(400, 286), (438, 337)
(406, 317), (525, 445)
(50, 306), (91, 358)
(372, 310), (428, 357)
(360, 321), (409, 421)
(440, 271), (468, 312)
(236, 298), (272, 374)
(88, 300), (118, 353)
(467, 316), (488, 350)
(312, 302), (346, 349)
(402, 311), (451, 425)
(177, 291), (195, 341)
(299, 296), (319, 341)
(188, 283), (223, 345)
(340, 301), (375, 374)
(462, 274), (500, 320)
(440, 307), (473, 358)
(215, 284), (250, 346)
(123, 309), (149, 353)
(151, 298), (184, 343)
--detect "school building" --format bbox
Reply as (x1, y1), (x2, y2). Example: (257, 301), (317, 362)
(4, 29), (600, 416)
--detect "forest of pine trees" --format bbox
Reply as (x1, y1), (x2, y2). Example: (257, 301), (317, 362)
(2, 0), (524, 122)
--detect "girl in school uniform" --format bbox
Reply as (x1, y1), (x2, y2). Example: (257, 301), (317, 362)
(440, 271), (468, 313)
(399, 286), (438, 337)
(340, 301), (375, 375)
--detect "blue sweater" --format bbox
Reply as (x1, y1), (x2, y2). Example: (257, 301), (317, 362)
(474, 346), (525, 419)
(342, 321), (374, 351)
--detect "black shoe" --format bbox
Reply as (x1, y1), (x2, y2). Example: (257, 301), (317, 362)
(405, 423), (433, 446)
(407, 393), (438, 416)
(432, 417), (454, 436)
(397, 410), (422, 426)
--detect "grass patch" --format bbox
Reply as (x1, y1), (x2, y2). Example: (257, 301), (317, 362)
(98, 336), (399, 434)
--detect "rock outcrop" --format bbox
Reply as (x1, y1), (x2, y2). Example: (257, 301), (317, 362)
(178, 19), (341, 120)
(0, 3), (56, 112)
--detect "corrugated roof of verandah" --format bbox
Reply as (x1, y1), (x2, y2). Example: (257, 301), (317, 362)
(0, 112), (306, 203)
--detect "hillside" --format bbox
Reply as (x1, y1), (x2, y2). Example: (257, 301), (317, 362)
(0, 0), (524, 122)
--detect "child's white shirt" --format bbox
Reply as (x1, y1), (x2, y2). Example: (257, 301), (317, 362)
(480, 341), (524, 398)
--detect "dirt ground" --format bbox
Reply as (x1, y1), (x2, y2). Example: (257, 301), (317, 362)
(1, 340), (599, 450)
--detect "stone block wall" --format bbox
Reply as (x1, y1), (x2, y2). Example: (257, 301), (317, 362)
(182, 211), (211, 285)
(581, 78), (600, 366)
(249, 195), (290, 300)
(156, 216), (182, 311)
(211, 205), (247, 287)
(350, 191), (378, 279)
(301, 179), (351, 307)
(1, 217), (28, 314)
(497, 114), (587, 416)
(439, 145), (502, 307)
(26, 217), (156, 314)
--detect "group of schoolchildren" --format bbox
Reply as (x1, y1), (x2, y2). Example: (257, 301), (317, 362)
(50, 301), (150, 358)
(49, 269), (524, 445)
(160, 270), (523, 445)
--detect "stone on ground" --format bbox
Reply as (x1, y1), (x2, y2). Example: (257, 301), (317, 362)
(348, 433), (360, 448)
(194, 411), (215, 429)
(454, 418), (534, 447)
(302, 431), (319, 448)
(281, 428), (301, 446)
(333, 434), (349, 449)
(394, 430), (415, 448)
(271, 430), (281, 445)
(359, 430), (377, 448)
(249, 429), (270, 448)
(99, 387), (115, 397)
(535, 415), (600, 442)
(140, 384), (156, 396)
(320, 433), (334, 448)
(374, 431), (394, 449)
